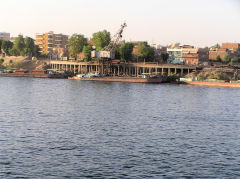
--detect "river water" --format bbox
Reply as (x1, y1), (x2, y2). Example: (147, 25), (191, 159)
(0, 77), (240, 178)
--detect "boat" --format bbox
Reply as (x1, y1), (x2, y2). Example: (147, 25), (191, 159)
(179, 78), (240, 88)
(68, 73), (166, 83)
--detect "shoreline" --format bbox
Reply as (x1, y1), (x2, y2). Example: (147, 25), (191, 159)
(1, 74), (240, 88)
(0, 73), (67, 79)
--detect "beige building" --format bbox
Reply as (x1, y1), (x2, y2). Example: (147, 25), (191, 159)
(35, 31), (68, 57)
(0, 32), (10, 41)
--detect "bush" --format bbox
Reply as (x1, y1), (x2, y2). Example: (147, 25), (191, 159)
(231, 57), (239, 64)
(216, 55), (222, 62)
(222, 54), (231, 63)
(0, 59), (4, 64)
(197, 73), (205, 81)
(209, 72), (230, 81)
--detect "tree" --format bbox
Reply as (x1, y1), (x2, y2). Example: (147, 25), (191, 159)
(9, 47), (19, 56)
(12, 35), (25, 56)
(24, 37), (35, 56)
(119, 42), (134, 62)
(137, 42), (155, 61)
(92, 30), (111, 51)
(82, 45), (92, 61)
(114, 47), (121, 59)
(0, 39), (2, 53)
(216, 55), (222, 62)
(1, 40), (13, 55)
(222, 54), (231, 63)
(68, 34), (87, 58)
(161, 53), (169, 63)
(33, 45), (40, 57)
(231, 57), (239, 64)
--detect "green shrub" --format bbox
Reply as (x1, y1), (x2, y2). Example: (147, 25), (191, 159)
(197, 74), (205, 81)
(0, 59), (4, 64)
(231, 57), (239, 63)
(209, 72), (230, 81)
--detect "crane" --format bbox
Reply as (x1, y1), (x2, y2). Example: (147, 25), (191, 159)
(91, 22), (127, 59)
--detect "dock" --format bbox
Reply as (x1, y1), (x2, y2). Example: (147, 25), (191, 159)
(49, 60), (196, 77)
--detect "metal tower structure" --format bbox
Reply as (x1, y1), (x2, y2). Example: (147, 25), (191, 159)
(91, 22), (127, 59)
(103, 22), (127, 51)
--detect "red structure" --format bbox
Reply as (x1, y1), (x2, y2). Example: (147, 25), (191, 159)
(209, 48), (228, 60)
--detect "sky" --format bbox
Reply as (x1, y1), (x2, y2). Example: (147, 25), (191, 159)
(1, 0), (240, 47)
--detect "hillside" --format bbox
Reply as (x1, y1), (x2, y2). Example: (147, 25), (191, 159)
(1, 56), (49, 71)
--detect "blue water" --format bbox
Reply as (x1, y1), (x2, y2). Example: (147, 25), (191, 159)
(0, 77), (240, 178)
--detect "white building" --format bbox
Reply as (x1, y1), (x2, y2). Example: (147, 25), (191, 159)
(167, 48), (183, 64)
(0, 32), (10, 41)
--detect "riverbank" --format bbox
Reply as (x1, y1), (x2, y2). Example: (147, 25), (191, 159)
(0, 73), (67, 79)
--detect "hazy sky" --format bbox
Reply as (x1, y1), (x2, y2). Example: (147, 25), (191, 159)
(1, 0), (240, 47)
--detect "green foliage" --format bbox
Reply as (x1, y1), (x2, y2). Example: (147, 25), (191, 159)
(0, 39), (2, 52)
(23, 37), (35, 57)
(9, 47), (19, 56)
(33, 45), (40, 57)
(222, 54), (231, 63)
(92, 30), (111, 51)
(12, 35), (25, 56)
(1, 40), (13, 55)
(137, 42), (155, 61)
(209, 72), (229, 81)
(0, 59), (4, 64)
(119, 42), (134, 62)
(68, 34), (87, 58)
(2, 35), (39, 57)
(216, 55), (222, 62)
(82, 45), (93, 61)
(114, 47), (121, 59)
(197, 73), (205, 81)
(231, 57), (239, 63)
(161, 53), (169, 62)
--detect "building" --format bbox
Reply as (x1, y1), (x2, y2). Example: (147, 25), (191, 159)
(182, 48), (199, 65)
(167, 48), (183, 64)
(35, 31), (68, 57)
(167, 45), (208, 65)
(0, 32), (10, 41)
(209, 43), (240, 61)
(222, 43), (240, 52)
(209, 48), (228, 60)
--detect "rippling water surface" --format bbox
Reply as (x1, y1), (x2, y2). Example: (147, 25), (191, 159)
(0, 77), (240, 178)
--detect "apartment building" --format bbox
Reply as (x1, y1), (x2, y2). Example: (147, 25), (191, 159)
(182, 48), (199, 65)
(222, 43), (240, 52)
(167, 48), (183, 64)
(209, 48), (228, 60)
(35, 31), (68, 57)
(167, 45), (208, 65)
(0, 32), (10, 41)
